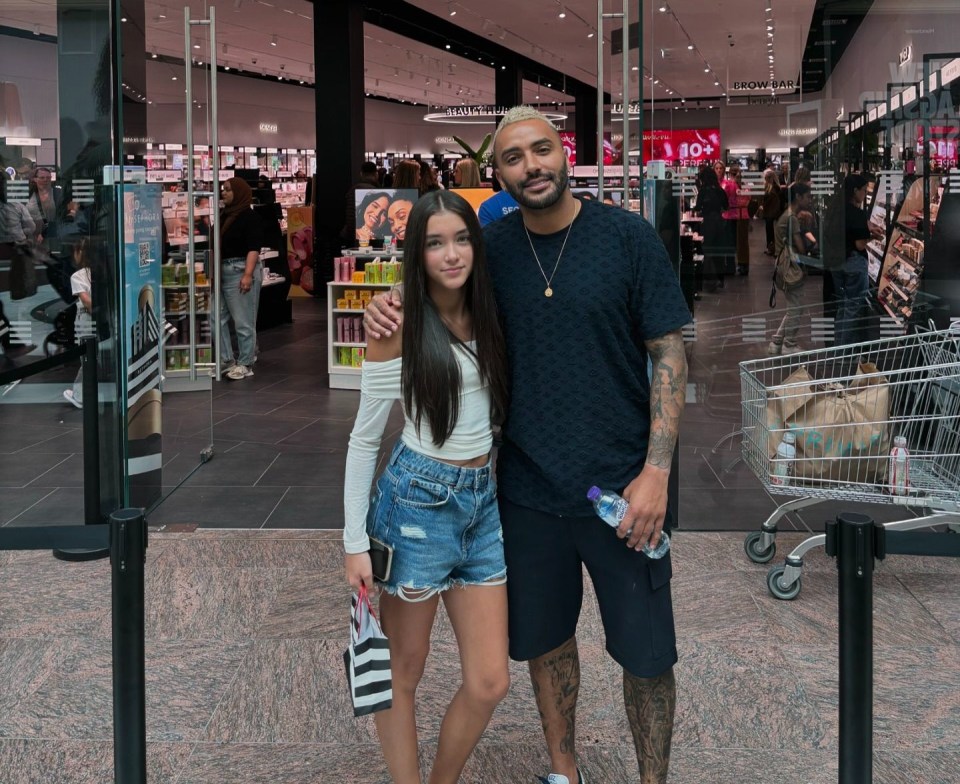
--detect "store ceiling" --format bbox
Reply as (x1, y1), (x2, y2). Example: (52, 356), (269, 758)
(2, 0), (824, 109)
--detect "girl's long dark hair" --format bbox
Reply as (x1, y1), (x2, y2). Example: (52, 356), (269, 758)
(401, 190), (508, 447)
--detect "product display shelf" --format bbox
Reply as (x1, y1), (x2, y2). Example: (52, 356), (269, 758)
(876, 177), (946, 327)
(161, 262), (213, 378)
(327, 281), (395, 390)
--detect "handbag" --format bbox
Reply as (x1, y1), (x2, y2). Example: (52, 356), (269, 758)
(769, 219), (805, 308)
(342, 584), (393, 717)
(9, 243), (38, 300)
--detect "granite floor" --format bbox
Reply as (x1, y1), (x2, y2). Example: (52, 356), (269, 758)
(0, 528), (958, 783)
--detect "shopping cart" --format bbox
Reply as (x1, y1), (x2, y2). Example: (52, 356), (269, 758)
(738, 327), (960, 599)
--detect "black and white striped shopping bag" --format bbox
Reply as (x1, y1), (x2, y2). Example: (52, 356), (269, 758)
(343, 585), (393, 716)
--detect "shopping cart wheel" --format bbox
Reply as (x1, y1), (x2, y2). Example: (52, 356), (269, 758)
(744, 531), (776, 564)
(767, 564), (801, 600)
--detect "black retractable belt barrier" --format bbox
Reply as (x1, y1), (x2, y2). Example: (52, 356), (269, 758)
(55, 337), (108, 562)
(110, 508), (148, 784)
(826, 514), (960, 784)
(0, 508), (148, 784)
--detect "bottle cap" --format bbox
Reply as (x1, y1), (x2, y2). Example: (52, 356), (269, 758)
(894, 435), (907, 447)
(782, 432), (796, 444)
(586, 486), (601, 501)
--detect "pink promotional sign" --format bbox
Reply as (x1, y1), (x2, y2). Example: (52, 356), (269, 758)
(916, 126), (958, 166)
(559, 131), (577, 166)
(643, 128), (721, 165)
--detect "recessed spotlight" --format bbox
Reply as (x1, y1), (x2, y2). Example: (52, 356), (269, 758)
(270, 34), (277, 46)
(193, 39), (200, 49)
(704, 67), (709, 73)
(558, 5), (566, 19)
(121, 16), (127, 22)
(448, 2), (457, 16)
(687, 44), (694, 50)
(445, 44), (451, 49)
(171, 76), (177, 81)
(659, 4), (667, 11)
(588, 31), (595, 38)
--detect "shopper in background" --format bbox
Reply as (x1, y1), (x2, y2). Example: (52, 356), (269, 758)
(63, 238), (93, 408)
(218, 177), (264, 381)
(833, 173), (881, 346)
(27, 167), (65, 250)
(768, 183), (814, 356)
(0, 173), (38, 357)
(365, 105), (690, 784)
(341, 161), (381, 247)
(418, 160), (441, 195)
(477, 177), (519, 227)
(344, 189), (510, 784)
(392, 159), (421, 191)
(452, 158), (481, 188)
(387, 193), (415, 244)
(354, 191), (391, 245)
(760, 169), (783, 256)
(693, 167), (729, 293)
(722, 164), (751, 276)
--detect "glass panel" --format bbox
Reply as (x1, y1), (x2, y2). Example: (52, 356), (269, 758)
(1, 0), (126, 521)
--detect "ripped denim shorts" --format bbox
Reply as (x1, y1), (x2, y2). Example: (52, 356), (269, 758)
(366, 440), (506, 601)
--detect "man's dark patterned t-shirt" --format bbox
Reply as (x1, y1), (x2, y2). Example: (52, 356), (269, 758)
(482, 197), (691, 518)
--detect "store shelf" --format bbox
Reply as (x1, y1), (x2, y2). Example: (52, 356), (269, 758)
(333, 308), (368, 314)
(332, 342), (367, 348)
(328, 281), (395, 288)
(165, 344), (211, 350)
(162, 283), (211, 289)
(332, 365), (363, 374)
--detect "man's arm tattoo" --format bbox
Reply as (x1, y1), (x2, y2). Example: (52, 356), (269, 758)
(645, 330), (687, 470)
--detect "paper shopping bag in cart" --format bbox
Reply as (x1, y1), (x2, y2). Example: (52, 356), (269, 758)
(788, 362), (892, 484)
(765, 366), (816, 460)
(343, 585), (393, 717)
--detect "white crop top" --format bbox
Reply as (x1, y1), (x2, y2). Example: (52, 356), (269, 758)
(342, 342), (493, 554)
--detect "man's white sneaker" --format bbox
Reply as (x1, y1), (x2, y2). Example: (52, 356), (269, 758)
(538, 770), (585, 784)
(226, 364), (253, 380)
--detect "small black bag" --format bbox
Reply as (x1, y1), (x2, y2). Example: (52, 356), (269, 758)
(9, 244), (38, 300)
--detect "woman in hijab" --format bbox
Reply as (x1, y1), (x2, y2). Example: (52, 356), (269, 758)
(219, 176), (265, 381)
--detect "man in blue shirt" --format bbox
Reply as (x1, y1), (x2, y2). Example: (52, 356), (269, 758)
(477, 186), (519, 227)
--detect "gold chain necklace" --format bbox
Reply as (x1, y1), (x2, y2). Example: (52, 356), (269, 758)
(522, 200), (580, 298)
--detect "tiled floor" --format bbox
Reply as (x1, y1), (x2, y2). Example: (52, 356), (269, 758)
(0, 229), (917, 534)
(0, 529), (958, 783)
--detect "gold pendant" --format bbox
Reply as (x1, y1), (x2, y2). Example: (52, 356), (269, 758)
(545, 287), (553, 298)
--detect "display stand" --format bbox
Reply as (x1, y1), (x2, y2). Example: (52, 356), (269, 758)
(327, 252), (403, 390)
(161, 255), (214, 390)
(876, 175), (943, 326)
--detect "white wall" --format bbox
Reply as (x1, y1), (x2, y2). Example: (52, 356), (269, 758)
(0, 36), (59, 140)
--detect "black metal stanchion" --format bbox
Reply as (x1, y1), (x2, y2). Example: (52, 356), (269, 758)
(827, 512), (880, 784)
(110, 508), (147, 784)
(55, 337), (109, 562)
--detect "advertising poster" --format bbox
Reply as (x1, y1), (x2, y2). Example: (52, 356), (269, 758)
(559, 131), (577, 166)
(642, 128), (721, 165)
(916, 126), (959, 168)
(122, 184), (164, 508)
(355, 188), (419, 245)
(286, 206), (314, 291)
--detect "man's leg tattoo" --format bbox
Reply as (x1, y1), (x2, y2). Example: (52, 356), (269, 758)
(624, 667), (676, 784)
(529, 637), (581, 759)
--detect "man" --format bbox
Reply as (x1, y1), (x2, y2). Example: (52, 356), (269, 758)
(478, 183), (519, 227)
(340, 161), (381, 247)
(768, 182), (816, 356)
(365, 106), (689, 784)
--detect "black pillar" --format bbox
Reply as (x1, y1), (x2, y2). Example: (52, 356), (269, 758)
(315, 0), (365, 281)
(119, 0), (147, 160)
(495, 62), (522, 112)
(575, 86), (599, 166)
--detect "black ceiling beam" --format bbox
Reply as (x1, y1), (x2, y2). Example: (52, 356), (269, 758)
(799, 0), (875, 94)
(352, 0), (610, 105)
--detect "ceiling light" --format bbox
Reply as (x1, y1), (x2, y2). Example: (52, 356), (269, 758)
(270, 35), (277, 46)
(767, 24), (774, 30)
(159, 5), (168, 18)
(121, 16), (127, 22)
(659, 4), (667, 11)
(445, 44), (451, 49)
(687, 44), (694, 50)
(193, 39), (200, 49)
(558, 4), (566, 18)
(653, 79), (659, 84)
(224, 64), (230, 70)
(448, 2), (457, 16)
(631, 66), (639, 71)
(171, 76), (177, 81)
(714, 81), (719, 86)
(588, 31), (595, 38)
(704, 67), (709, 73)
(151, 49), (157, 58)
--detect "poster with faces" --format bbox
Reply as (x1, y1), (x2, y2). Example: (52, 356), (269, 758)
(355, 189), (419, 245)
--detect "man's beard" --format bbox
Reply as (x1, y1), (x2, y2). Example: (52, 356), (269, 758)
(504, 161), (569, 210)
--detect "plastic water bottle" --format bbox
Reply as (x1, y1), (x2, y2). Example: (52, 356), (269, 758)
(770, 431), (797, 486)
(888, 436), (910, 496)
(586, 486), (671, 559)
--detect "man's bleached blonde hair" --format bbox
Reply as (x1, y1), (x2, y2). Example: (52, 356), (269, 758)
(491, 105), (558, 165)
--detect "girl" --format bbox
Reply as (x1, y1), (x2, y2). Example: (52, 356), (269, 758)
(63, 238), (92, 408)
(343, 190), (510, 784)
(355, 191), (391, 244)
